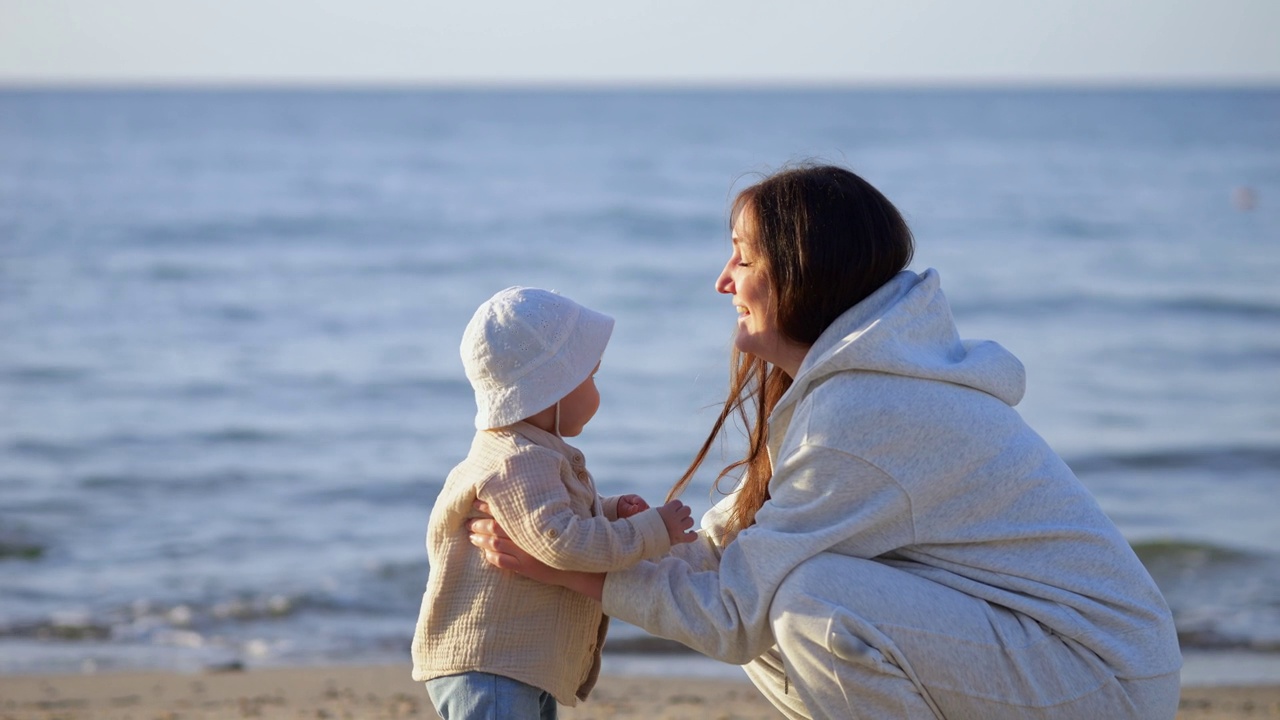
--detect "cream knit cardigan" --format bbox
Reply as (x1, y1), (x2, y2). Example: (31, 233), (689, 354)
(411, 421), (672, 705)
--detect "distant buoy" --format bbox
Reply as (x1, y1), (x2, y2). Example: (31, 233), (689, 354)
(1232, 186), (1257, 211)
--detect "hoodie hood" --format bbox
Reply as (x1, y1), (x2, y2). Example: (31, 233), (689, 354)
(775, 269), (1026, 422)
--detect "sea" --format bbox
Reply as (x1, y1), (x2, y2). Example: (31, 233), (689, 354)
(1, 88), (1278, 685)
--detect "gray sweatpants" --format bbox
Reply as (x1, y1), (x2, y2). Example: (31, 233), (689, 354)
(743, 554), (1181, 720)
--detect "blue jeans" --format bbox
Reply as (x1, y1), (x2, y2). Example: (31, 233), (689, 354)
(425, 671), (557, 720)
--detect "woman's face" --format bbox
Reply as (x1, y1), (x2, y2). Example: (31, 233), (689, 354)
(716, 206), (786, 365)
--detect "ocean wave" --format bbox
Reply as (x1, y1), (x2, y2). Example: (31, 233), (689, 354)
(8, 432), (177, 460)
(1067, 446), (1280, 475)
(349, 377), (471, 401)
(1162, 296), (1280, 320)
(129, 214), (358, 246)
(602, 635), (694, 655)
(11, 427), (294, 463)
(0, 365), (92, 384)
(351, 259), (465, 277)
(6, 439), (92, 461)
(297, 479), (430, 508)
(0, 618), (112, 641)
(952, 294), (1280, 322)
(175, 381), (239, 399)
(1177, 629), (1280, 653)
(0, 540), (44, 561)
(0, 593), (312, 644)
(197, 427), (289, 444)
(79, 469), (258, 493)
(0, 502), (48, 560)
(1133, 539), (1280, 652)
(1131, 538), (1261, 568)
(581, 207), (719, 245)
(1041, 215), (1130, 241)
(210, 304), (263, 323)
(147, 262), (215, 281)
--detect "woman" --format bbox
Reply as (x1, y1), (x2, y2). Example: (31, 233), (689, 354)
(470, 165), (1182, 719)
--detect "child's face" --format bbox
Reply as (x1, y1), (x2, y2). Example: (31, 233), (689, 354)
(557, 363), (601, 437)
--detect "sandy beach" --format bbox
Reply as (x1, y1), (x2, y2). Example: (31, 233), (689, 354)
(1, 664), (1278, 720)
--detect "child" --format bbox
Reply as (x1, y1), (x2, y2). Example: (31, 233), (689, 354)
(411, 286), (697, 719)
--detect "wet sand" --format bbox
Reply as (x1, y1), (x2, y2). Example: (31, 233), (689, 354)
(1, 664), (1277, 719)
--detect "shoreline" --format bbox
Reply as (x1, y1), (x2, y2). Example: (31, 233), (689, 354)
(6, 646), (1275, 687)
(1, 662), (1278, 720)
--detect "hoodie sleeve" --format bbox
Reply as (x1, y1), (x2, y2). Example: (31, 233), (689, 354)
(478, 445), (671, 572)
(601, 443), (915, 664)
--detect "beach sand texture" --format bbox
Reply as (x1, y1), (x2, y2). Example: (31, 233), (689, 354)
(1, 665), (1277, 720)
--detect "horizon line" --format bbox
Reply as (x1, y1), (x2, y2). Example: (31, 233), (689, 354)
(2, 76), (1279, 92)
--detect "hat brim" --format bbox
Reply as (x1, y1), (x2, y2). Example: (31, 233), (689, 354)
(474, 305), (614, 430)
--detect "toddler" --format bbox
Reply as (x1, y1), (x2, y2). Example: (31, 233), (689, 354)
(411, 286), (696, 719)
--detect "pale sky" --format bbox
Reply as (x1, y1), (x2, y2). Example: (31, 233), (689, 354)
(1, 0), (1278, 86)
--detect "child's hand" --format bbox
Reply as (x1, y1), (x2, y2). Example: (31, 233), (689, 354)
(615, 494), (650, 519)
(656, 500), (697, 545)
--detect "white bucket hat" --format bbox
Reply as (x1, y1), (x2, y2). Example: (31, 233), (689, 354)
(461, 287), (614, 430)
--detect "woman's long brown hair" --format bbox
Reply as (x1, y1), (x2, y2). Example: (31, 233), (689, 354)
(668, 164), (914, 537)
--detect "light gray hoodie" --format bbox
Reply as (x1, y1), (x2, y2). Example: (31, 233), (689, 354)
(603, 268), (1181, 680)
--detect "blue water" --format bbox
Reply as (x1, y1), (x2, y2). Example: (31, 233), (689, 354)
(1, 88), (1278, 677)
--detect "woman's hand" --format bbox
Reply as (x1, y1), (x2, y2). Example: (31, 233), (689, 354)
(469, 501), (605, 600)
(465, 513), (557, 584)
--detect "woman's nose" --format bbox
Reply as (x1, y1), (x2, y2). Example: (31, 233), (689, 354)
(715, 262), (734, 295)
